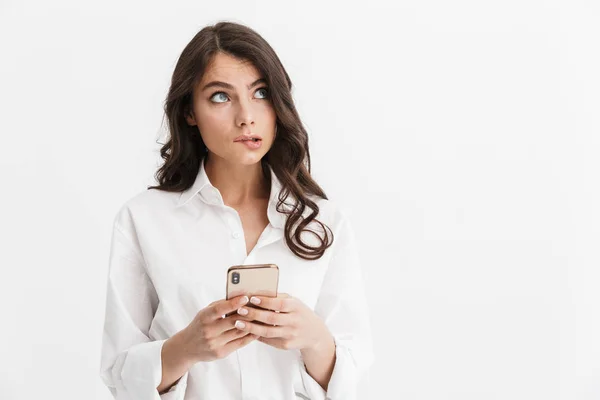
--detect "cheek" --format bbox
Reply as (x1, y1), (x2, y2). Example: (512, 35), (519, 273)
(262, 103), (276, 120)
(260, 106), (277, 138)
(196, 110), (230, 138)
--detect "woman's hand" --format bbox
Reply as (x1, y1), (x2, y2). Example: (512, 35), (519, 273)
(180, 295), (258, 363)
(232, 293), (333, 352)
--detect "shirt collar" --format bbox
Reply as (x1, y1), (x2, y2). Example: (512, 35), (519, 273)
(175, 159), (290, 230)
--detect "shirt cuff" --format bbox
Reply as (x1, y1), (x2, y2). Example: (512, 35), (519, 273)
(120, 339), (189, 400)
(298, 337), (359, 400)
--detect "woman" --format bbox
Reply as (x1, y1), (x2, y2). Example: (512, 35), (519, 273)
(99, 21), (373, 400)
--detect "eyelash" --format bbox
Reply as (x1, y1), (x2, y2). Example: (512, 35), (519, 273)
(210, 87), (270, 103)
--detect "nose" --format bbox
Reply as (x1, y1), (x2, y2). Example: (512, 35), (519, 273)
(235, 97), (255, 128)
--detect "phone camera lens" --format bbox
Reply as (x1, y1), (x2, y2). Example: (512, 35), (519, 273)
(232, 272), (240, 284)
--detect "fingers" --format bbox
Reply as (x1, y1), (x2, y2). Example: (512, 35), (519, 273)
(222, 333), (259, 354)
(202, 328), (257, 360)
(249, 294), (295, 312)
(210, 312), (253, 336)
(233, 319), (291, 338)
(206, 295), (250, 322)
(217, 325), (252, 344)
(235, 305), (291, 326)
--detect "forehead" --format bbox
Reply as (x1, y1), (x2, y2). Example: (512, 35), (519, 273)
(201, 52), (261, 83)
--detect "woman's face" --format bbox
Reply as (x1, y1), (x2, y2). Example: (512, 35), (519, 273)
(186, 52), (277, 165)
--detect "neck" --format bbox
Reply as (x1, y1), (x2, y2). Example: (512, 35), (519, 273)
(203, 154), (270, 207)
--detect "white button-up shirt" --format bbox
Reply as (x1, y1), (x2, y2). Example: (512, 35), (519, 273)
(99, 159), (374, 400)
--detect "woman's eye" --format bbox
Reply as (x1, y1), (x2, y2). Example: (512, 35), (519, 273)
(210, 87), (269, 103)
(210, 92), (229, 103)
(255, 87), (269, 99)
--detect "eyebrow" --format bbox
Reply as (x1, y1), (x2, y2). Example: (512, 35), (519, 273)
(201, 78), (267, 92)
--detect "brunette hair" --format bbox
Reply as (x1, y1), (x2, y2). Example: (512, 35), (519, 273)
(147, 21), (334, 260)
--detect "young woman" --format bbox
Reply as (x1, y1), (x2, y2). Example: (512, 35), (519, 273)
(99, 21), (373, 400)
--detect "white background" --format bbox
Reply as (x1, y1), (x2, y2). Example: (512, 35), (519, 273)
(1, 1), (599, 399)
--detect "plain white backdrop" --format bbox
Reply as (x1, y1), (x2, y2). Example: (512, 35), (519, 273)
(1, 1), (598, 399)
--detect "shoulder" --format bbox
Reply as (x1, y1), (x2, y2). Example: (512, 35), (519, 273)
(112, 187), (181, 231)
(301, 196), (360, 262)
(308, 195), (354, 234)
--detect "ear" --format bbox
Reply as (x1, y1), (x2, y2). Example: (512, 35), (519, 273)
(185, 107), (196, 126)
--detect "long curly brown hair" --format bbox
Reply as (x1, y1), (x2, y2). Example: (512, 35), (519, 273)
(147, 21), (334, 260)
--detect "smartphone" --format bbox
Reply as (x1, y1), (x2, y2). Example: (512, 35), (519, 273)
(226, 263), (279, 300)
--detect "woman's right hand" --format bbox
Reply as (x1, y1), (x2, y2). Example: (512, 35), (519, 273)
(180, 295), (257, 363)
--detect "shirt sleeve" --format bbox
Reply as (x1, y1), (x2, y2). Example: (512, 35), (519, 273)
(99, 207), (189, 399)
(298, 210), (375, 400)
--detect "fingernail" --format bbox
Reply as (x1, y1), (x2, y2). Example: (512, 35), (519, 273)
(237, 307), (248, 316)
(250, 297), (261, 305)
(235, 320), (246, 329)
(240, 296), (249, 304)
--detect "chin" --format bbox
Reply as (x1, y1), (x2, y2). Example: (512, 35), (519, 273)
(225, 152), (264, 166)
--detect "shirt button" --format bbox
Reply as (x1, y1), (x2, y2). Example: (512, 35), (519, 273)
(232, 231), (241, 239)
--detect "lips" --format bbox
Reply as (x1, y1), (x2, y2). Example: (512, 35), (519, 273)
(234, 134), (262, 142)
(236, 138), (261, 142)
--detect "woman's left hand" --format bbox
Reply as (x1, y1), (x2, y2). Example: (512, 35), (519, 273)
(233, 293), (332, 351)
